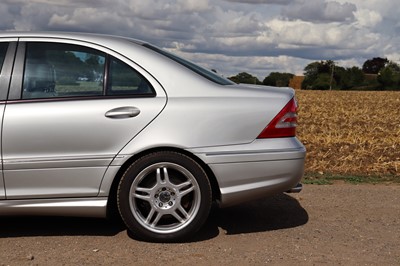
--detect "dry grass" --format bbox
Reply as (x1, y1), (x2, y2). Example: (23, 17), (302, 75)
(296, 90), (400, 177)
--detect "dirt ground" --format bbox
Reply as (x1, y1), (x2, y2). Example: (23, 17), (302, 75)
(0, 184), (399, 265)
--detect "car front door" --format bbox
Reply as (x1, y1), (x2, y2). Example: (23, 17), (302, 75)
(2, 39), (166, 199)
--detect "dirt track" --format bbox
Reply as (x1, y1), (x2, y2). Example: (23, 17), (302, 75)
(0, 184), (399, 265)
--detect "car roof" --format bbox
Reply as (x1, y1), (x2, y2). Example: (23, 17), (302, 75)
(0, 31), (146, 46)
(0, 31), (236, 95)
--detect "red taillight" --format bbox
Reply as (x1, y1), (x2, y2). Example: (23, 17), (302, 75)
(257, 97), (298, 138)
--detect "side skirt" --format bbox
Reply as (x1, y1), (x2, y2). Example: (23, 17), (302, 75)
(0, 197), (108, 218)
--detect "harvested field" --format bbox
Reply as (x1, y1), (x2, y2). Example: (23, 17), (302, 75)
(295, 90), (400, 177)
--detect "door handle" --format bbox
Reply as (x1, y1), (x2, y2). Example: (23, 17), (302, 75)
(105, 106), (140, 119)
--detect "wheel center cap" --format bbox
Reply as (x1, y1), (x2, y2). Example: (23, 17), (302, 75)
(159, 191), (171, 203)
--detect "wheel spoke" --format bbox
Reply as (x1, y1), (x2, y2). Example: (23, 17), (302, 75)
(136, 186), (152, 193)
(163, 167), (171, 184)
(156, 168), (162, 184)
(178, 206), (189, 219)
(177, 180), (192, 190)
(145, 208), (156, 224)
(132, 186), (152, 201)
(179, 183), (195, 197)
(172, 206), (189, 223)
(133, 193), (150, 201)
(172, 212), (184, 223)
(151, 212), (163, 227)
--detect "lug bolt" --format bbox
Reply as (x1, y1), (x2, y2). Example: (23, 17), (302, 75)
(155, 194), (158, 198)
(162, 187), (166, 191)
(159, 203), (163, 207)
(168, 201), (173, 206)
(171, 192), (175, 196)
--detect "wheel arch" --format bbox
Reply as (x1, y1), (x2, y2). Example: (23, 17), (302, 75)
(106, 146), (220, 219)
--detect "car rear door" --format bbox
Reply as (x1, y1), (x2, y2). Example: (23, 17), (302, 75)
(2, 39), (166, 199)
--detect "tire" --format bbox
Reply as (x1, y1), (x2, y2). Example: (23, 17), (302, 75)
(117, 151), (212, 242)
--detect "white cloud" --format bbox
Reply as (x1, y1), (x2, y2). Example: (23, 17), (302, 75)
(337, 0), (397, 19)
(3, 0), (109, 8)
(267, 18), (379, 50)
(168, 49), (311, 78)
(209, 8), (264, 36)
(176, 0), (210, 12)
(49, 8), (134, 33)
(0, 3), (16, 30)
(223, 0), (293, 4)
(282, 0), (357, 23)
(0, 0), (399, 78)
(354, 9), (382, 28)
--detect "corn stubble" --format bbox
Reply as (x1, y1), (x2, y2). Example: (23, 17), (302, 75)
(296, 90), (400, 177)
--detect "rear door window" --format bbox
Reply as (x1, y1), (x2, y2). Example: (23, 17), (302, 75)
(21, 42), (155, 100)
(22, 43), (106, 99)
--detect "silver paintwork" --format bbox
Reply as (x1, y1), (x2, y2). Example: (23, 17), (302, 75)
(189, 138), (305, 207)
(0, 32), (305, 217)
(3, 98), (166, 198)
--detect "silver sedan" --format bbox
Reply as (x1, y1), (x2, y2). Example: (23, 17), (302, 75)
(0, 32), (305, 242)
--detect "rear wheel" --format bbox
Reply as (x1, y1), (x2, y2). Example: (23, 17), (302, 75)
(117, 151), (212, 242)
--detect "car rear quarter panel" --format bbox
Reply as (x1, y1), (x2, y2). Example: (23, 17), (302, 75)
(115, 85), (295, 154)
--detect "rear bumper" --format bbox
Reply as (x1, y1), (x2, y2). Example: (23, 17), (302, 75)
(189, 138), (306, 207)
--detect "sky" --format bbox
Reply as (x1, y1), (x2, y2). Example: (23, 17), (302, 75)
(1, 0), (399, 79)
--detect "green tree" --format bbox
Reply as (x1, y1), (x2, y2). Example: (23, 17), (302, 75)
(362, 57), (388, 74)
(335, 66), (365, 90)
(303, 62), (321, 78)
(303, 61), (367, 90)
(377, 61), (400, 90)
(84, 55), (104, 81)
(312, 73), (333, 90)
(263, 72), (294, 87)
(47, 51), (86, 85)
(228, 72), (261, 84)
(302, 61), (335, 90)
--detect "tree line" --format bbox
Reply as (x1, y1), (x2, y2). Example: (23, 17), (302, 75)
(228, 57), (400, 91)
